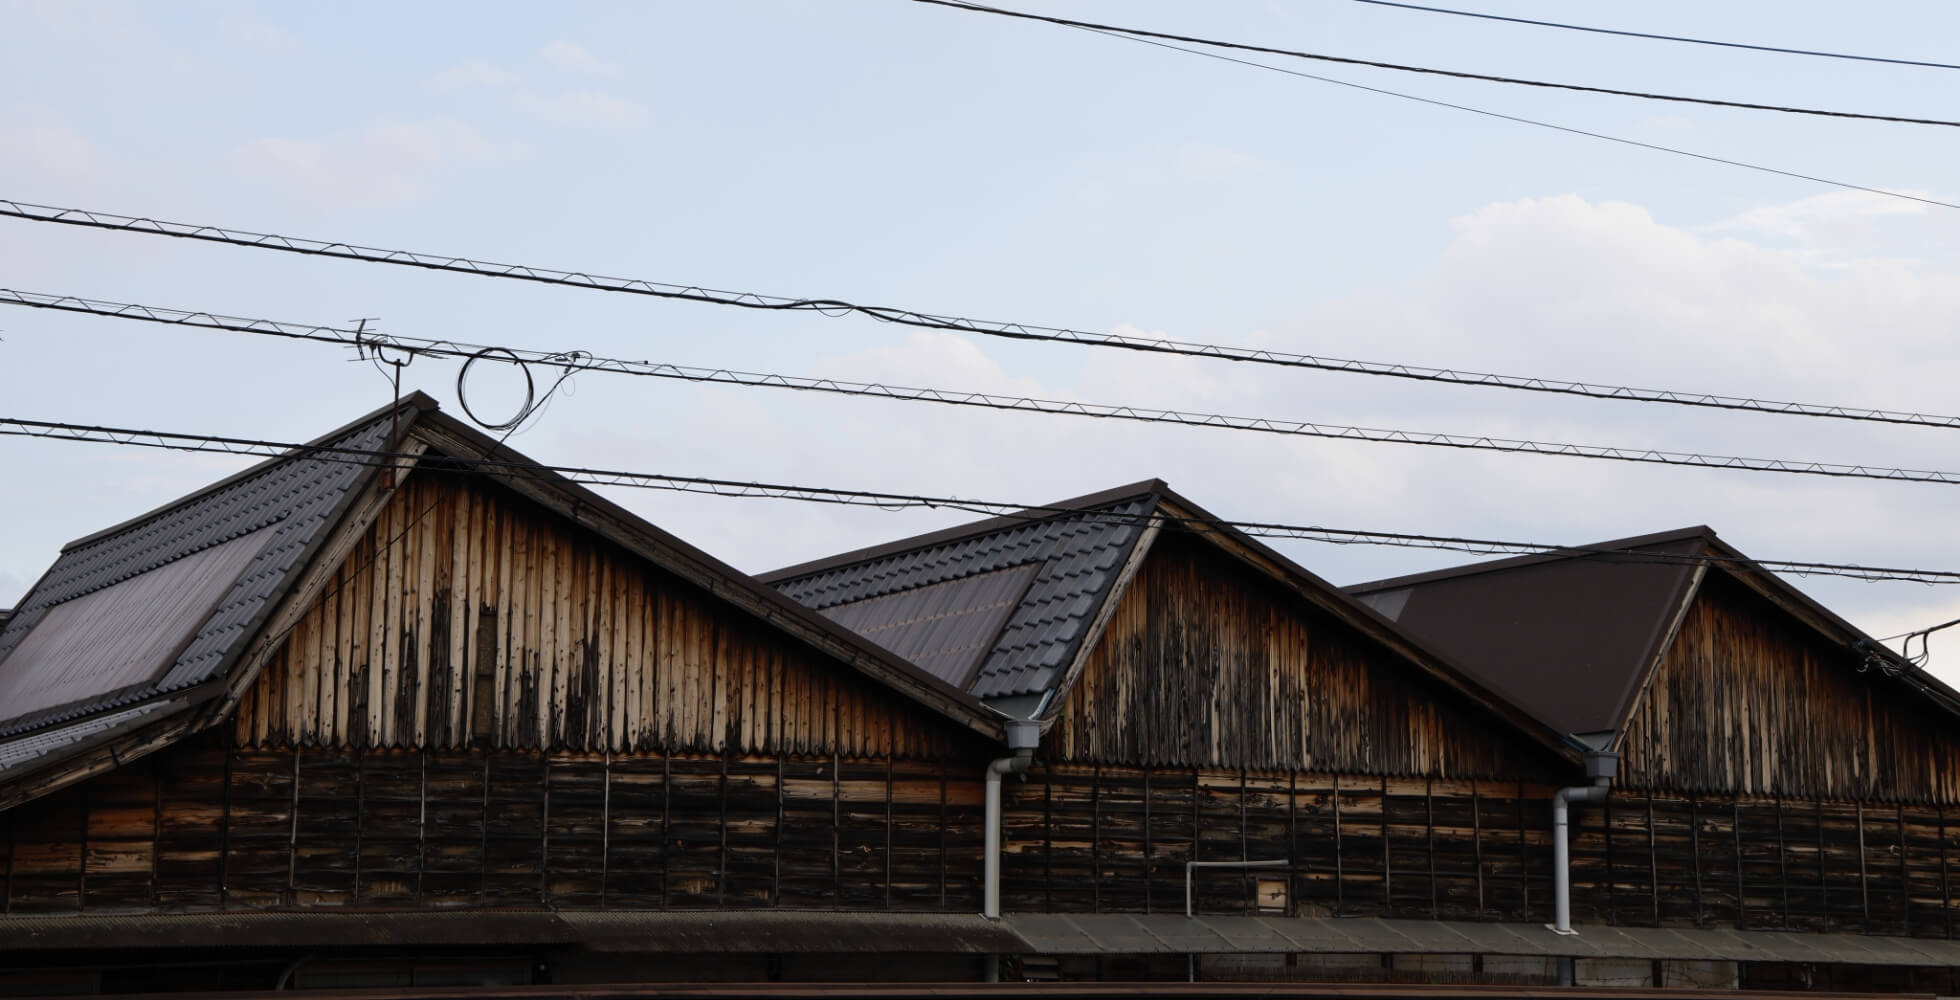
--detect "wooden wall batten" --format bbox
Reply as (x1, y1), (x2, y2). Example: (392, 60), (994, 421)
(5, 733), (1959, 938)
(1619, 573), (1960, 804)
(232, 471), (982, 761)
(1048, 534), (1559, 780)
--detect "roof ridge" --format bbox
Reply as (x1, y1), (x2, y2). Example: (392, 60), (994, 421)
(759, 479), (1169, 584)
(1345, 525), (1718, 594)
(59, 392), (438, 554)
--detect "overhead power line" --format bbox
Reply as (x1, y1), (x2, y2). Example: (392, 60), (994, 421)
(5, 221), (1960, 433)
(1347, 0), (1960, 72)
(901, 18), (1959, 212)
(3, 413), (1958, 587)
(910, 0), (1960, 128)
(15, 286), (1960, 489)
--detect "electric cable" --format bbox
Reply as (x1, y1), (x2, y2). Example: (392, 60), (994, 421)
(4, 412), (1959, 586)
(910, 0), (1960, 128)
(9, 242), (1960, 432)
(891, 18), (1959, 212)
(10, 288), (1960, 489)
(1345, 0), (1960, 72)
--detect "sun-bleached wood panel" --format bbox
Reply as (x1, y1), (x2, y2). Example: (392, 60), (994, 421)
(1619, 574), (1960, 804)
(233, 471), (978, 760)
(1048, 534), (1560, 779)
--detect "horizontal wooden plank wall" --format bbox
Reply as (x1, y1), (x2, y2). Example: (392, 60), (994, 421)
(1049, 534), (1560, 780)
(990, 764), (1959, 937)
(998, 764), (1557, 922)
(0, 737), (986, 914)
(3, 741), (1954, 937)
(1620, 573), (1960, 805)
(233, 471), (972, 760)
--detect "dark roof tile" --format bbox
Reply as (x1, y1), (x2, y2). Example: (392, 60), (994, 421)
(770, 493), (1158, 702)
(0, 406), (398, 736)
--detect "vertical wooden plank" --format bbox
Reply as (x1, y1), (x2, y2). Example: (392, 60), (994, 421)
(494, 504), (515, 748)
(411, 481), (440, 746)
(609, 558), (628, 752)
(383, 488), (411, 747)
(447, 480), (474, 748)
(538, 524), (560, 748)
(710, 614), (730, 753)
(627, 574), (647, 750)
(364, 498), (391, 749)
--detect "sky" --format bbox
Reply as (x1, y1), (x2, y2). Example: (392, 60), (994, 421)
(5, 1), (1960, 679)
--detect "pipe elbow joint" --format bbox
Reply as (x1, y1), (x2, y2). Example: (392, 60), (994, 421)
(989, 747), (1035, 776)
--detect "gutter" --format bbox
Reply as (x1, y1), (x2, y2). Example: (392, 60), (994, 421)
(982, 719), (1040, 920)
(981, 719), (1039, 984)
(1550, 750), (1619, 931)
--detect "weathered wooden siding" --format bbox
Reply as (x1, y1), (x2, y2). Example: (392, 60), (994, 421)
(1049, 534), (1559, 779)
(6, 741), (1957, 936)
(998, 764), (1556, 922)
(233, 471), (973, 760)
(0, 735), (986, 914)
(1619, 574), (1960, 804)
(987, 764), (1960, 936)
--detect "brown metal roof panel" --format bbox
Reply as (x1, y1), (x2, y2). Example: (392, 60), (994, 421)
(1344, 537), (1709, 737)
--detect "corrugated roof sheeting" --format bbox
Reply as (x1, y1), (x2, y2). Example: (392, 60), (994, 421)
(0, 410), (395, 735)
(1347, 534), (1709, 736)
(773, 496), (1156, 700)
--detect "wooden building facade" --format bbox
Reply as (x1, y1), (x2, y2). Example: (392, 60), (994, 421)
(7, 407), (1960, 992)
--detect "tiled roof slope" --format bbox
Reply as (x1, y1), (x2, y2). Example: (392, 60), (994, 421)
(0, 406), (398, 737)
(767, 490), (1159, 700)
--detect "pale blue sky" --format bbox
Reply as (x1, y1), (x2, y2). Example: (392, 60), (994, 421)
(5, 2), (1960, 673)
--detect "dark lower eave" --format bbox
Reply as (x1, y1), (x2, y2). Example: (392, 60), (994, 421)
(1005, 914), (1960, 966)
(0, 909), (1026, 955)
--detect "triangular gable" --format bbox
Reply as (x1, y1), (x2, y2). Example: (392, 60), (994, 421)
(1347, 528), (1960, 771)
(766, 481), (1574, 764)
(1619, 539), (1960, 801)
(234, 452), (993, 760)
(1048, 528), (1565, 775)
(1346, 529), (1710, 742)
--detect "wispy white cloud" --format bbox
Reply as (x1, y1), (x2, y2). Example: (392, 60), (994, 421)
(0, 119), (104, 184)
(539, 40), (619, 79)
(231, 121), (495, 208)
(516, 89), (640, 128)
(1705, 189), (1938, 251)
(428, 53), (638, 128)
(429, 59), (521, 92)
(1178, 142), (1266, 177)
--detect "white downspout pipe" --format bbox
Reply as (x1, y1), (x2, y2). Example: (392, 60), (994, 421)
(1550, 750), (1619, 936)
(982, 720), (1040, 982)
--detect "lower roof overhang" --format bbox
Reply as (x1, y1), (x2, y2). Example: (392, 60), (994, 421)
(1005, 915), (1960, 968)
(6, 910), (1959, 968)
(0, 909), (1025, 955)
